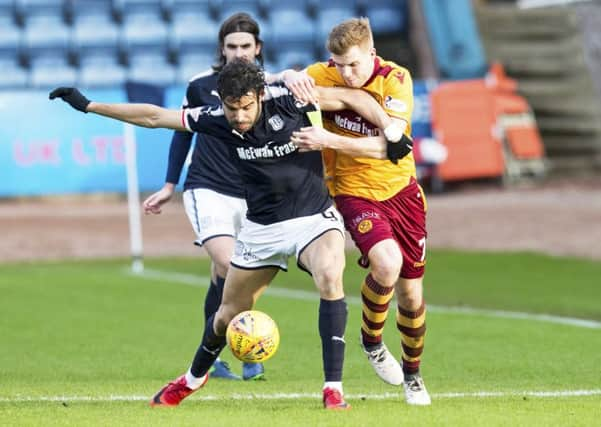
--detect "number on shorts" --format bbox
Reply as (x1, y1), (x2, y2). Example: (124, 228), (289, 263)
(322, 210), (338, 222)
(418, 237), (426, 262)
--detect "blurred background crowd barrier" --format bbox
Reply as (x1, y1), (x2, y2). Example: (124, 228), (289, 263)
(1, 0), (600, 198)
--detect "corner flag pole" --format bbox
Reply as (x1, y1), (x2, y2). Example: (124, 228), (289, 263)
(124, 123), (144, 274)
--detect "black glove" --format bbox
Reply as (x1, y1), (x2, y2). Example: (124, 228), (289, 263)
(386, 133), (413, 164)
(49, 87), (91, 113)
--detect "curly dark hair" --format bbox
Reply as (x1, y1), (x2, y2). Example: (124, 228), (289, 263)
(213, 13), (264, 71)
(217, 58), (265, 101)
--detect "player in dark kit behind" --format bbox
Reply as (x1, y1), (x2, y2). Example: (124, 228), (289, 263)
(49, 59), (404, 409)
(142, 12), (267, 382)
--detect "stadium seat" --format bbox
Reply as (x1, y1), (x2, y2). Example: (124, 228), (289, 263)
(316, 7), (356, 41)
(78, 54), (127, 88)
(177, 52), (216, 83)
(120, 10), (169, 55)
(113, 0), (167, 21)
(267, 8), (316, 68)
(362, 0), (408, 36)
(268, 9), (315, 45)
(213, 0), (266, 20)
(66, 0), (117, 22)
(71, 13), (120, 54)
(127, 50), (176, 85)
(263, 0), (311, 16)
(170, 0), (216, 18)
(21, 11), (70, 59)
(15, 0), (66, 24)
(274, 49), (316, 71)
(307, 0), (358, 17)
(168, 10), (219, 59)
(0, 16), (21, 58)
(0, 0), (16, 18)
(29, 54), (77, 88)
(0, 57), (29, 89)
(262, 57), (278, 74)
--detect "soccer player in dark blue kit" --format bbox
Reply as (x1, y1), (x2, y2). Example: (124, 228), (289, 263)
(142, 13), (268, 382)
(49, 59), (403, 409)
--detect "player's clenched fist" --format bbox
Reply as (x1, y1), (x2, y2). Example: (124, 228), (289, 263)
(49, 87), (91, 113)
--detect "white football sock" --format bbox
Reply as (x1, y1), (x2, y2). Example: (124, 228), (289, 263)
(323, 381), (343, 393)
(185, 368), (207, 390)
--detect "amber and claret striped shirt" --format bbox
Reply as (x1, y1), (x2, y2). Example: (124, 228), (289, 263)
(306, 57), (416, 201)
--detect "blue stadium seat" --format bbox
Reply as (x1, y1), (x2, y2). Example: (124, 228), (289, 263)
(307, 0), (359, 17)
(263, 0), (311, 16)
(316, 7), (356, 41)
(0, 16), (21, 58)
(213, 0), (266, 20)
(267, 9), (316, 68)
(15, 0), (66, 24)
(22, 13), (70, 63)
(66, 0), (116, 22)
(268, 9), (315, 45)
(78, 54), (127, 88)
(0, 0), (16, 18)
(120, 10), (169, 54)
(114, 0), (167, 20)
(29, 54), (77, 88)
(177, 52), (215, 83)
(0, 57), (29, 89)
(170, 0), (216, 18)
(127, 50), (176, 85)
(168, 10), (219, 58)
(262, 57), (278, 74)
(361, 0), (407, 36)
(71, 13), (120, 54)
(274, 49), (316, 71)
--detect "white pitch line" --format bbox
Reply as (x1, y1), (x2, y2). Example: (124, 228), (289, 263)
(2, 389), (600, 403)
(128, 268), (601, 329)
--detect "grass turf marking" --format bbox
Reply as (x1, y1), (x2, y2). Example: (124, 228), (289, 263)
(131, 268), (601, 329)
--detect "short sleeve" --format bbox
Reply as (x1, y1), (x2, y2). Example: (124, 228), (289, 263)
(383, 68), (414, 124)
(182, 105), (224, 133)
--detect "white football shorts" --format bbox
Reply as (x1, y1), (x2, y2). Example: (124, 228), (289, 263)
(183, 188), (248, 246)
(230, 205), (345, 272)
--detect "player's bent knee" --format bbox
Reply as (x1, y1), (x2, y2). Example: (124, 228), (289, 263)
(371, 258), (402, 285)
(313, 270), (344, 300)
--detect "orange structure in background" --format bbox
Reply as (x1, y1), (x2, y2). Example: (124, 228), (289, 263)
(430, 62), (546, 184)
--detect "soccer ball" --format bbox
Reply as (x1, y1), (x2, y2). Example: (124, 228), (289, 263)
(226, 310), (280, 363)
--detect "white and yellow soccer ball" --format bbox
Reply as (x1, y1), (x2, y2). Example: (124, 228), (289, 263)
(226, 310), (280, 363)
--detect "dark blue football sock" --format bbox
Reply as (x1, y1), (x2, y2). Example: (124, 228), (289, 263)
(190, 313), (226, 378)
(319, 298), (348, 382)
(203, 276), (225, 322)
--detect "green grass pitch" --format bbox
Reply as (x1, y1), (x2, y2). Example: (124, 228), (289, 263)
(1, 250), (600, 426)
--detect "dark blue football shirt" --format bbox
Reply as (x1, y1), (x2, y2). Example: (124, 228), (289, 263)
(182, 85), (332, 225)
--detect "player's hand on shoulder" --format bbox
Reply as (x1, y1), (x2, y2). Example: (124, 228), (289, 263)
(282, 70), (318, 105)
(49, 87), (91, 113)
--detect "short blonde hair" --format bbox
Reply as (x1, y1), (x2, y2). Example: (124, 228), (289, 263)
(327, 17), (374, 55)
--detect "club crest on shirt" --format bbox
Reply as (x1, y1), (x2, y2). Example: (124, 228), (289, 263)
(294, 98), (308, 108)
(357, 219), (373, 234)
(384, 96), (407, 113)
(268, 114), (284, 131)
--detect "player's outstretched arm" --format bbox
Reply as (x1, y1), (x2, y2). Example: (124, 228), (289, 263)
(314, 86), (393, 130)
(292, 119), (413, 163)
(49, 87), (187, 131)
(297, 86), (413, 163)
